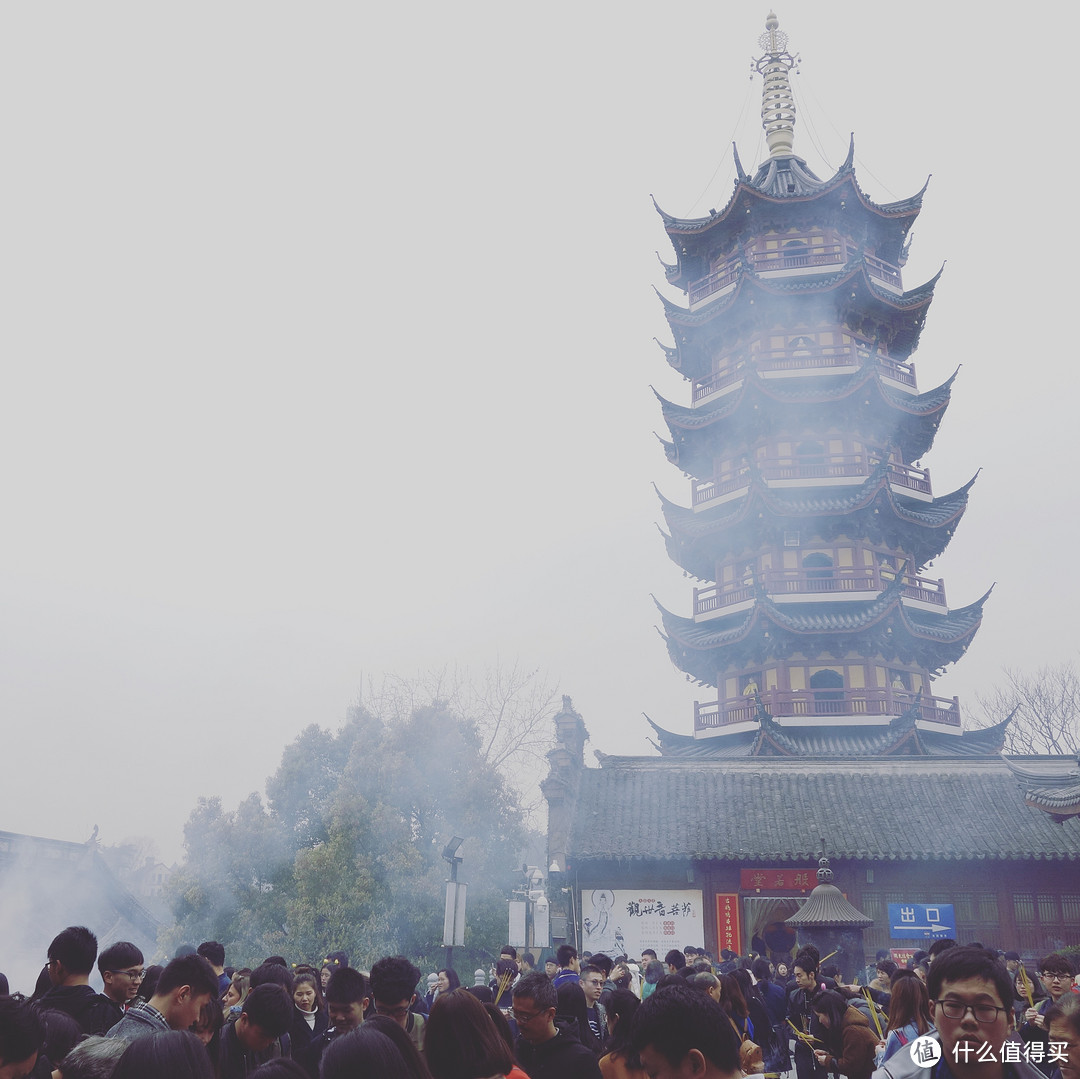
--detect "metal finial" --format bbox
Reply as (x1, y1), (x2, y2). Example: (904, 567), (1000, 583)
(759, 12), (788, 55)
(817, 856), (834, 884)
(752, 12), (799, 159)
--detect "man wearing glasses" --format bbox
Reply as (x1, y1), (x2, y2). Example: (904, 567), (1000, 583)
(877, 947), (1043, 1079)
(369, 956), (426, 1052)
(511, 971), (601, 1079)
(96, 941), (146, 1030)
(1021, 954), (1076, 1077)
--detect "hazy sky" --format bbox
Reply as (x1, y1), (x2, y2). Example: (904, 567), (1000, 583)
(2, 2), (1075, 863)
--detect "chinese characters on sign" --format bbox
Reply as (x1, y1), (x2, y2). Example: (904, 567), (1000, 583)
(581, 889), (704, 956)
(715, 893), (741, 954)
(953, 1043), (1065, 1065)
(887, 902), (957, 940)
(739, 868), (818, 891)
(909, 1039), (1068, 1069)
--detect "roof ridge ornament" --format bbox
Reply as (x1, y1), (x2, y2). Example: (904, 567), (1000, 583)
(753, 12), (800, 160)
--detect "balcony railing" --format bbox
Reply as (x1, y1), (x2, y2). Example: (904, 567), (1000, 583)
(686, 242), (903, 308)
(692, 362), (749, 402)
(747, 241), (848, 274)
(693, 568), (947, 614)
(694, 689), (961, 729)
(688, 263), (740, 305)
(691, 455), (931, 507)
(691, 340), (916, 401)
(865, 253), (903, 289)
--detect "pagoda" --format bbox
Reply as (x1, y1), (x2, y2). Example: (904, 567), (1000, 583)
(649, 12), (996, 758)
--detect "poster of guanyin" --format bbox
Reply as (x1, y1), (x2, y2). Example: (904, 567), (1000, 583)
(581, 889), (704, 957)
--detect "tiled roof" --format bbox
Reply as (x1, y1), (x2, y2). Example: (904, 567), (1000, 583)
(646, 712), (1012, 760)
(566, 757), (1080, 862)
(657, 590), (987, 682)
(661, 477), (972, 531)
(786, 883), (873, 928)
(657, 371), (952, 431)
(1003, 756), (1080, 821)
(655, 373), (954, 477)
(658, 263), (938, 331)
(656, 156), (924, 238)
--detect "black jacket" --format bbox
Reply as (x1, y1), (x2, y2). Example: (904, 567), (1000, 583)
(515, 1019), (603, 1079)
(289, 1005), (329, 1051)
(35, 984), (122, 1036)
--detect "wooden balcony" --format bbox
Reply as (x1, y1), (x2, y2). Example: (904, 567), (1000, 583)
(747, 241), (848, 274)
(865, 253), (903, 290)
(694, 689), (962, 729)
(691, 454), (931, 507)
(686, 242), (903, 311)
(693, 568), (947, 615)
(691, 341), (916, 402)
(688, 263), (739, 305)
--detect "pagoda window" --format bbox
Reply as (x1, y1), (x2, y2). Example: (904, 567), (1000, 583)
(741, 671), (763, 697)
(803, 552), (834, 588)
(795, 440), (826, 477)
(809, 669), (845, 714)
(782, 239), (810, 267)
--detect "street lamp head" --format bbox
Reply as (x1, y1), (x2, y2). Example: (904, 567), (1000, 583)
(442, 836), (464, 862)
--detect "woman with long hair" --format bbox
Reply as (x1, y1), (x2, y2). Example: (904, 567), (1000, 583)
(717, 973), (753, 1039)
(425, 988), (529, 1079)
(689, 972), (763, 1074)
(556, 981), (604, 1055)
(599, 988), (646, 1079)
(289, 969), (329, 1050)
(431, 968), (461, 1006)
(640, 960), (665, 1002)
(880, 974), (933, 1062)
(222, 972), (250, 1020)
(811, 989), (880, 1079)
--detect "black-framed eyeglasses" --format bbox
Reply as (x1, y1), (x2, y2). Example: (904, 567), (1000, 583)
(374, 1003), (412, 1020)
(934, 999), (1008, 1023)
(511, 1007), (546, 1023)
(106, 969), (146, 980)
(1040, 973), (1069, 982)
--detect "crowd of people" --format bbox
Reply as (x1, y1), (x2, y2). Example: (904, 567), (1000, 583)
(1, 927), (1078, 1079)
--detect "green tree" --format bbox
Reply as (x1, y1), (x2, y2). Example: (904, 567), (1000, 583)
(165, 694), (543, 973)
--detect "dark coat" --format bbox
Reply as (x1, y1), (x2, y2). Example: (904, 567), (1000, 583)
(35, 984), (121, 1036)
(289, 1005), (329, 1051)
(515, 1018), (603, 1079)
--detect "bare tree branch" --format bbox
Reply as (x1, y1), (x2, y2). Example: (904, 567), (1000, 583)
(971, 661), (1080, 755)
(357, 659), (559, 825)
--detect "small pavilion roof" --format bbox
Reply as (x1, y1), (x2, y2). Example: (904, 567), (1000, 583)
(786, 860), (873, 927)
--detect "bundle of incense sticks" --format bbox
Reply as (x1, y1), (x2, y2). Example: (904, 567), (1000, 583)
(863, 988), (884, 1040)
(1017, 965), (1035, 1010)
(787, 1019), (821, 1046)
(493, 969), (515, 1006)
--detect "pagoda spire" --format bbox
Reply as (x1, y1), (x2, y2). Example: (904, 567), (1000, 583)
(754, 12), (799, 159)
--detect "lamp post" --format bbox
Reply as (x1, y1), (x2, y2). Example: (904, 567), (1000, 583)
(442, 837), (465, 972)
